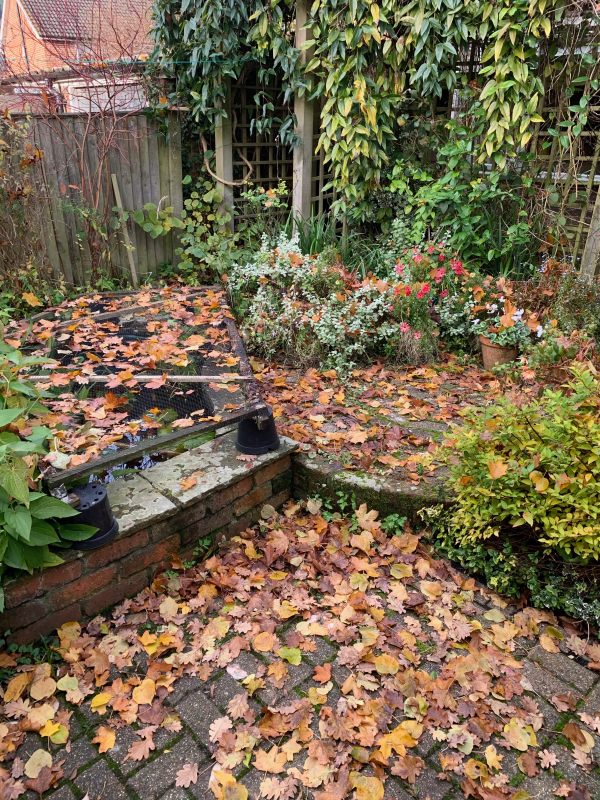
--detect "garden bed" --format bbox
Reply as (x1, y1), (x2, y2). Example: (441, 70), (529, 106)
(5, 286), (270, 486)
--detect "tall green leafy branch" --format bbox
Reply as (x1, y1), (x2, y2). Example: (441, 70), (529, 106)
(151, 0), (561, 214)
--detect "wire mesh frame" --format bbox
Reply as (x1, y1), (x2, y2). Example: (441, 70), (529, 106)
(24, 291), (270, 488)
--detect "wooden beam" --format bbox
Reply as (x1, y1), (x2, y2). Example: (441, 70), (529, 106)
(580, 186), (600, 281)
(111, 173), (139, 289)
(214, 79), (235, 231)
(292, 0), (315, 226)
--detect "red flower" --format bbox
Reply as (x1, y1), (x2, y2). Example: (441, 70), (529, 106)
(434, 267), (446, 283)
(416, 283), (430, 299)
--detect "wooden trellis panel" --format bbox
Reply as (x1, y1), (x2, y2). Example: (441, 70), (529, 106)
(230, 73), (294, 224)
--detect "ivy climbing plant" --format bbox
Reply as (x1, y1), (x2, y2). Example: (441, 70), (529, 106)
(151, 0), (576, 217)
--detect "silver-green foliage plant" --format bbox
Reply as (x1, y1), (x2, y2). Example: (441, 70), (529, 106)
(228, 233), (437, 369)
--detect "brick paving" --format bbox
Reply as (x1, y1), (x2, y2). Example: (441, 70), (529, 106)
(14, 602), (599, 800)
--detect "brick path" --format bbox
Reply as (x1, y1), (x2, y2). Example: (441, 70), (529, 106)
(8, 500), (600, 800)
(13, 612), (599, 799)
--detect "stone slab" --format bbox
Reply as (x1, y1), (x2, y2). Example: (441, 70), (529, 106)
(521, 661), (580, 703)
(294, 451), (447, 521)
(75, 759), (129, 800)
(107, 472), (177, 536)
(528, 645), (597, 694)
(127, 736), (207, 799)
(177, 689), (223, 745)
(143, 431), (297, 506)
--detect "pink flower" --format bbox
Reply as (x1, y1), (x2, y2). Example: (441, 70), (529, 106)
(394, 262), (405, 275)
(427, 245), (435, 254)
(400, 322), (410, 333)
(416, 283), (430, 299)
(438, 253), (445, 262)
(404, 286), (412, 297)
(451, 259), (464, 275)
(440, 289), (449, 299)
(414, 331), (422, 340)
(413, 252), (423, 264)
(434, 267), (446, 283)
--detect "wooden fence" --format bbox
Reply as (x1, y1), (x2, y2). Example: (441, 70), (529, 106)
(22, 111), (182, 285)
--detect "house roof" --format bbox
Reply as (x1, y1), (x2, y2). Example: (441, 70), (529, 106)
(20, 0), (153, 47)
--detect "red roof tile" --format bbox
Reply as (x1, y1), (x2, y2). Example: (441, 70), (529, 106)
(20, 0), (152, 51)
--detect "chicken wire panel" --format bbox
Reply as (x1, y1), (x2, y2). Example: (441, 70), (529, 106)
(9, 287), (267, 487)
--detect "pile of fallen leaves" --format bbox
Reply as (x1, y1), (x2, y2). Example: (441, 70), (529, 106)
(1, 501), (599, 799)
(257, 357), (496, 482)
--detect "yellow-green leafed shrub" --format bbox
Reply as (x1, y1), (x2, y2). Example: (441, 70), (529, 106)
(443, 366), (600, 562)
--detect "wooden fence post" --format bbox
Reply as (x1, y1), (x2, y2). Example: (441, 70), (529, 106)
(580, 186), (600, 281)
(292, 0), (314, 226)
(215, 80), (235, 231)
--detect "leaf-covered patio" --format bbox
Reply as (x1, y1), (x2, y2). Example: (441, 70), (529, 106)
(3, 499), (600, 800)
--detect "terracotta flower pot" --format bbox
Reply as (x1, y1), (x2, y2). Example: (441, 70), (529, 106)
(479, 335), (518, 370)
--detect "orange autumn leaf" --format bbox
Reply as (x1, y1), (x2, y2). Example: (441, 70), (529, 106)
(132, 679), (156, 706)
(313, 662), (332, 683)
(253, 746), (287, 774)
(488, 460), (508, 479)
(92, 725), (116, 753)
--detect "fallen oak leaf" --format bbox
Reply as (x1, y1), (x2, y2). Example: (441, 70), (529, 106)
(551, 693), (578, 712)
(517, 750), (539, 777)
(175, 763), (199, 788)
(539, 749), (558, 769)
(158, 595), (179, 623)
(25, 765), (56, 796)
(125, 727), (156, 762)
(209, 716), (233, 744)
(485, 744), (503, 771)
(253, 746), (288, 774)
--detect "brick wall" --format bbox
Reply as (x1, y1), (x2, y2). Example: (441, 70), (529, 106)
(1, 434), (295, 643)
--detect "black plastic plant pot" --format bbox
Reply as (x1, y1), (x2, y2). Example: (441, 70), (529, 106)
(71, 482), (119, 550)
(236, 413), (280, 455)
